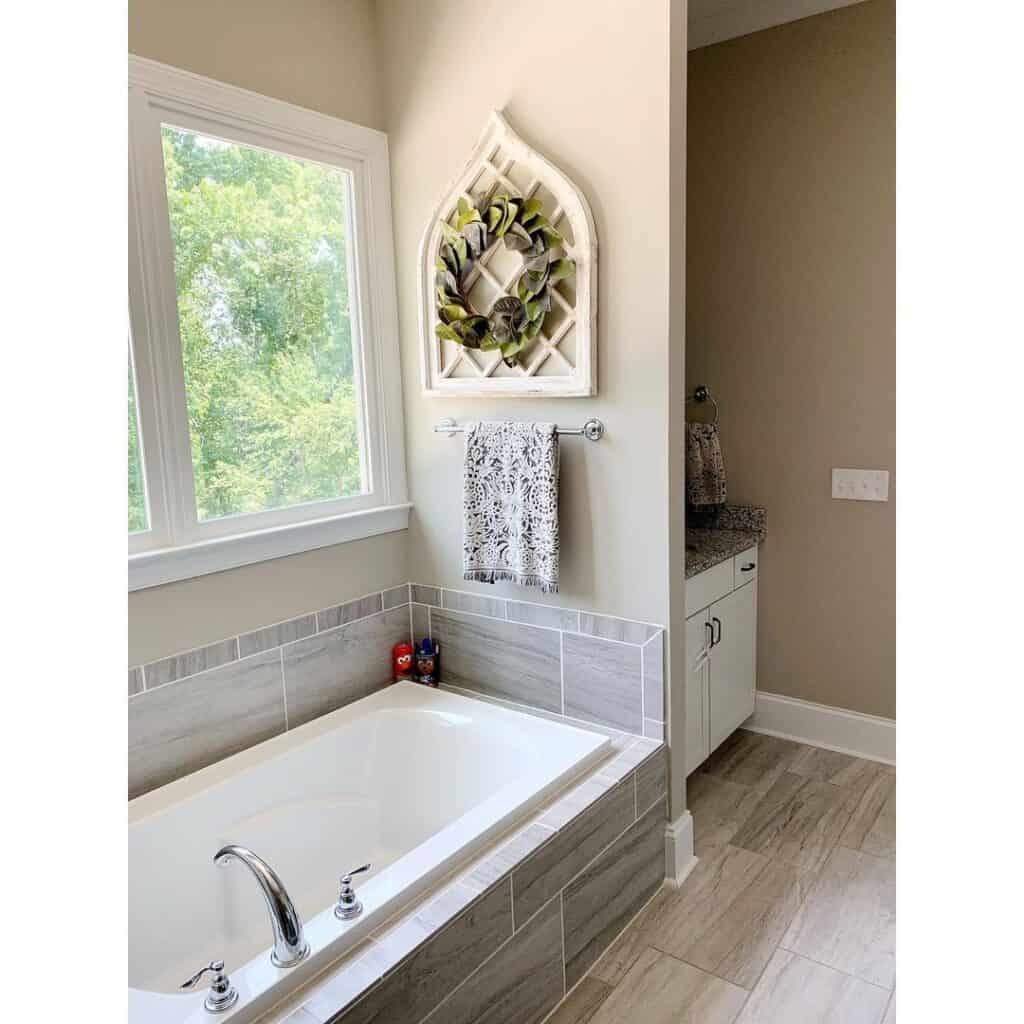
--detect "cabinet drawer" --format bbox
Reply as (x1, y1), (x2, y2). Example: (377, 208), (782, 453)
(686, 559), (734, 617)
(733, 546), (758, 589)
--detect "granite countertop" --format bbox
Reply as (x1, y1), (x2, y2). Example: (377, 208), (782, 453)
(685, 505), (767, 579)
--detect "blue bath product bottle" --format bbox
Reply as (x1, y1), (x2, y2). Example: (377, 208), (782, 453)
(415, 637), (439, 687)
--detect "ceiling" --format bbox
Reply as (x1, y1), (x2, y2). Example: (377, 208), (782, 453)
(688, 0), (868, 49)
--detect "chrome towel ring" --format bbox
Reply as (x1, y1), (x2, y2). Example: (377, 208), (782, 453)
(685, 385), (719, 427)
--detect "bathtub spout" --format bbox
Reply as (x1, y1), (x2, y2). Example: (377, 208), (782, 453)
(215, 844), (309, 968)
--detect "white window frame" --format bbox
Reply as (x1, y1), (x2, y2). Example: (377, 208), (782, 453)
(127, 57), (409, 591)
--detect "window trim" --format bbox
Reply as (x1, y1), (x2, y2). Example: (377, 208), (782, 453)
(127, 57), (409, 591)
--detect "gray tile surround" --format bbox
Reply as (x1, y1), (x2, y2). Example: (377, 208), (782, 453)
(441, 588), (508, 619)
(239, 613), (316, 658)
(579, 612), (660, 646)
(422, 894), (564, 1024)
(563, 632), (643, 733)
(410, 583), (442, 606)
(562, 798), (668, 987)
(431, 608), (562, 713)
(318, 592), (384, 632)
(507, 599), (581, 632)
(283, 607), (412, 729)
(642, 632), (665, 722)
(129, 581), (664, 800)
(513, 775), (635, 924)
(143, 637), (238, 689)
(338, 881), (513, 1024)
(284, 738), (666, 1024)
(128, 648), (286, 798)
(382, 584), (411, 610)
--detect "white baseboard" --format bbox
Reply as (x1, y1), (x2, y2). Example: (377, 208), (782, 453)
(744, 691), (896, 765)
(664, 811), (697, 887)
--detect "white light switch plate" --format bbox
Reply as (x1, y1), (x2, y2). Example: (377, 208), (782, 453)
(832, 468), (890, 502)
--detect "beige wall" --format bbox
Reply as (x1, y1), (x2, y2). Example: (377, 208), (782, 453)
(376, 0), (680, 627)
(127, 0), (409, 666)
(376, 0), (686, 811)
(128, 0), (385, 129)
(686, 0), (895, 718)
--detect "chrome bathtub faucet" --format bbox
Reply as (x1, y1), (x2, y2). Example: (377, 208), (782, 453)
(181, 959), (238, 1013)
(335, 863), (372, 920)
(215, 844), (310, 967)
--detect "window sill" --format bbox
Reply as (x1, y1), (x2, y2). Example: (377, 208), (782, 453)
(128, 503), (412, 592)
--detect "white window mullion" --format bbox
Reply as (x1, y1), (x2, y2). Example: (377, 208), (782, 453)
(128, 86), (200, 550)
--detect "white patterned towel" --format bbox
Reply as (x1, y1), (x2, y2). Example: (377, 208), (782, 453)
(463, 421), (560, 594)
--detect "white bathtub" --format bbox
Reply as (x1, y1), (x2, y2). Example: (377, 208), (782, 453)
(128, 681), (610, 1023)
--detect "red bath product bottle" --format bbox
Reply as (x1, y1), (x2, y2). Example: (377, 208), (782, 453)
(392, 641), (414, 682)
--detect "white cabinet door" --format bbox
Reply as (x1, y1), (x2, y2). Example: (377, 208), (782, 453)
(708, 581), (757, 752)
(685, 609), (711, 774)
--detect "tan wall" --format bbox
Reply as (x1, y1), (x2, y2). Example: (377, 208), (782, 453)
(128, 0), (385, 129)
(686, 0), (895, 718)
(127, 0), (409, 666)
(375, 0), (680, 628)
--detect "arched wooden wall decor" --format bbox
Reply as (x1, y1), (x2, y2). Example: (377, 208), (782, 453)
(418, 111), (597, 397)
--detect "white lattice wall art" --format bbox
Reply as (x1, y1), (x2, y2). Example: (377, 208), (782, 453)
(418, 111), (598, 397)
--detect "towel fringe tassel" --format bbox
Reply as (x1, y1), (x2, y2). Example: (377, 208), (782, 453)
(463, 570), (559, 595)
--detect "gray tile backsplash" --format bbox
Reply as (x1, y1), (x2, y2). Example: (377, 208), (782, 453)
(410, 584), (442, 606)
(283, 607), (411, 729)
(642, 631), (665, 723)
(431, 608), (562, 713)
(128, 579), (664, 797)
(129, 648), (286, 798)
(382, 583), (411, 610)
(507, 600), (581, 632)
(579, 612), (660, 646)
(441, 589), (507, 619)
(239, 614), (316, 658)
(563, 632), (644, 733)
(318, 592), (384, 632)
(143, 637), (238, 690)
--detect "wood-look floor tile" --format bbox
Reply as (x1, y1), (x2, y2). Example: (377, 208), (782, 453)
(677, 859), (818, 989)
(592, 845), (768, 986)
(789, 747), (886, 795)
(590, 887), (675, 987)
(730, 772), (859, 872)
(686, 772), (764, 856)
(589, 947), (747, 1024)
(736, 949), (890, 1024)
(840, 771), (896, 859)
(783, 845), (896, 989)
(546, 977), (614, 1024)
(699, 730), (806, 794)
(882, 989), (896, 1023)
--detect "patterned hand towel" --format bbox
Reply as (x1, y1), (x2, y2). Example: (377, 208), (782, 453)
(463, 421), (560, 594)
(686, 422), (728, 507)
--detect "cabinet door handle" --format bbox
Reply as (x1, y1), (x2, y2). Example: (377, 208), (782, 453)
(712, 616), (722, 645)
(705, 621), (714, 651)
(740, 562), (756, 572)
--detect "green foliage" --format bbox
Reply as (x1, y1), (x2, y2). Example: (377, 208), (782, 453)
(434, 190), (575, 367)
(128, 126), (364, 525)
(128, 364), (147, 532)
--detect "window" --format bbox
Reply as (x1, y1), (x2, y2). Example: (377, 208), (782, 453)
(128, 58), (408, 590)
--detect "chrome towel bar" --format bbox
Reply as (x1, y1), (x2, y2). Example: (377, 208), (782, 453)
(434, 418), (605, 441)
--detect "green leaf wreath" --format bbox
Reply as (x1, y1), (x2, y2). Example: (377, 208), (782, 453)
(434, 193), (575, 366)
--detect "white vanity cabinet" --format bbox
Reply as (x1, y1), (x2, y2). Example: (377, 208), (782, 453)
(685, 545), (758, 773)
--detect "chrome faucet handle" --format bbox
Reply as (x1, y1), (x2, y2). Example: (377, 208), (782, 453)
(335, 863), (371, 920)
(181, 959), (239, 1014)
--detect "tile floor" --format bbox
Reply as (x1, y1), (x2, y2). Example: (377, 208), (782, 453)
(548, 730), (896, 1024)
